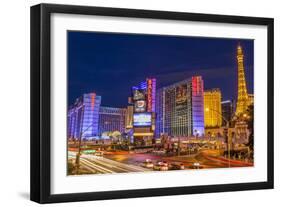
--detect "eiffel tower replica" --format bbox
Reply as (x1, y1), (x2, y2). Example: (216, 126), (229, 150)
(235, 44), (249, 116)
(234, 44), (251, 144)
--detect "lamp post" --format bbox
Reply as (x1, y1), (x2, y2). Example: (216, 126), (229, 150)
(177, 136), (181, 156)
(205, 107), (231, 167)
(75, 105), (84, 174)
(75, 105), (99, 174)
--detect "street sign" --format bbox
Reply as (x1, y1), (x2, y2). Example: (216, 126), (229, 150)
(82, 149), (96, 154)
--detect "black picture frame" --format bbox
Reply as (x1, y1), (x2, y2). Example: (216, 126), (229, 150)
(30, 3), (274, 204)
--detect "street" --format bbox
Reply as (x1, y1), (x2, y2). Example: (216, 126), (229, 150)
(105, 149), (253, 169)
(68, 151), (151, 174)
(68, 149), (253, 175)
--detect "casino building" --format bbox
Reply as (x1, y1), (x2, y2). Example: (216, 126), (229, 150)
(68, 93), (128, 140)
(130, 78), (156, 145)
(156, 76), (205, 138)
(204, 88), (222, 128)
(98, 106), (127, 135)
(67, 93), (101, 140)
(68, 76), (205, 143)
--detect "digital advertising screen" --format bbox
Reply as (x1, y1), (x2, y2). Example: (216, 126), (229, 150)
(133, 113), (152, 127)
(176, 84), (187, 109)
(134, 100), (146, 112)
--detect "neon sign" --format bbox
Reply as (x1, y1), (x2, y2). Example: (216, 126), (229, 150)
(91, 93), (96, 110)
(192, 76), (203, 96)
(146, 78), (156, 112)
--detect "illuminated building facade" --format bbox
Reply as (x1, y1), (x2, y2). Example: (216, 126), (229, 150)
(248, 94), (254, 106)
(221, 100), (234, 126)
(131, 78), (156, 145)
(235, 121), (250, 144)
(125, 105), (134, 129)
(68, 104), (83, 139)
(156, 76), (205, 137)
(155, 88), (164, 138)
(67, 93), (101, 139)
(204, 88), (222, 128)
(98, 107), (127, 135)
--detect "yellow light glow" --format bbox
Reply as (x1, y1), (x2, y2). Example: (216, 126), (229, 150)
(133, 133), (154, 136)
(204, 89), (222, 128)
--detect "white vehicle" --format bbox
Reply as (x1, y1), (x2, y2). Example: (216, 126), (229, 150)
(152, 150), (166, 154)
(153, 161), (169, 171)
(141, 159), (154, 168)
(191, 162), (203, 169)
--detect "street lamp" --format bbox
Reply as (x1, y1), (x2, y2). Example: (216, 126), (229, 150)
(205, 107), (231, 167)
(205, 108), (229, 128)
(75, 105), (99, 174)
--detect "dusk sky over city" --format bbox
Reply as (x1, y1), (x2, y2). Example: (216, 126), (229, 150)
(67, 31), (254, 108)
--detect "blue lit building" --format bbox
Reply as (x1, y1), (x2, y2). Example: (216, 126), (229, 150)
(98, 107), (127, 135)
(155, 76), (205, 137)
(67, 93), (101, 140)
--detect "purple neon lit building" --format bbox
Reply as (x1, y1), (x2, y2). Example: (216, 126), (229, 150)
(67, 93), (101, 140)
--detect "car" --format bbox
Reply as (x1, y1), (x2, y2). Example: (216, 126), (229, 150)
(161, 161), (168, 166)
(153, 161), (169, 171)
(168, 162), (185, 170)
(189, 162), (203, 169)
(141, 159), (154, 168)
(152, 150), (166, 154)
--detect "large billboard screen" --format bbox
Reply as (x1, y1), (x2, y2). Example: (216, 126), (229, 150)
(133, 113), (152, 127)
(134, 100), (146, 112)
(176, 84), (187, 109)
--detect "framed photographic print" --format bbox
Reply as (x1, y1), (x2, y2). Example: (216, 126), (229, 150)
(30, 3), (274, 203)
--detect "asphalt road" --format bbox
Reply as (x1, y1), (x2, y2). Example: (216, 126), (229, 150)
(68, 149), (253, 175)
(104, 150), (253, 169)
(68, 152), (150, 174)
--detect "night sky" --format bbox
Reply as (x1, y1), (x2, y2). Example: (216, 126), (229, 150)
(68, 31), (254, 108)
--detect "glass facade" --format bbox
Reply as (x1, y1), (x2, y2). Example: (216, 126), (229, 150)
(81, 93), (101, 138)
(67, 102), (84, 139)
(221, 100), (234, 126)
(68, 77), (206, 140)
(155, 76), (205, 137)
(67, 93), (101, 139)
(98, 107), (127, 135)
(204, 88), (222, 128)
